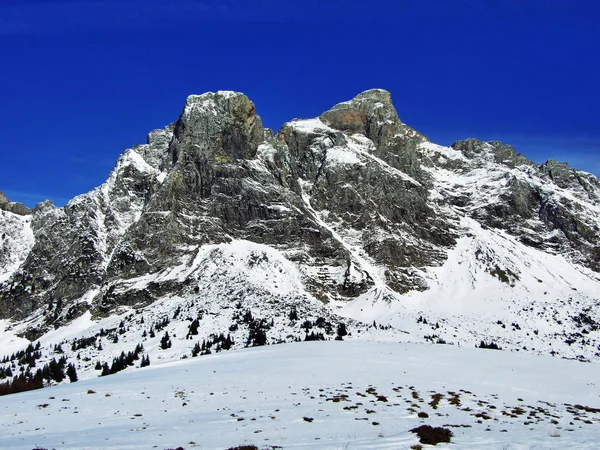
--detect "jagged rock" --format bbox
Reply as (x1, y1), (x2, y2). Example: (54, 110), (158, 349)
(321, 89), (428, 180)
(0, 191), (31, 216)
(320, 89), (400, 148)
(428, 138), (600, 268)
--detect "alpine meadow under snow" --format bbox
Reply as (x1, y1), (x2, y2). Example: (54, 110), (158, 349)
(0, 89), (599, 449)
(3, 342), (600, 450)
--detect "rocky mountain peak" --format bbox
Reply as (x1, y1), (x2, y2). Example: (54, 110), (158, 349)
(540, 159), (579, 188)
(168, 91), (264, 188)
(31, 199), (55, 214)
(0, 191), (31, 216)
(352, 88), (393, 103)
(451, 138), (488, 157)
(451, 138), (532, 169)
(319, 88), (403, 150)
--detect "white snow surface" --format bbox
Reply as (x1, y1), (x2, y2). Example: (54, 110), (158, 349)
(184, 91), (244, 117)
(286, 118), (336, 134)
(0, 210), (34, 283)
(2, 341), (599, 449)
(120, 240), (306, 297)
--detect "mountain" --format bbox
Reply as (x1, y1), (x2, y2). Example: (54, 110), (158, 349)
(1, 89), (599, 387)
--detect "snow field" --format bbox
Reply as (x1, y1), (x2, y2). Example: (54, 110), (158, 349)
(1, 341), (599, 449)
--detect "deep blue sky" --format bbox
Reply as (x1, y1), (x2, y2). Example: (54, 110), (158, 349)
(1, 0), (599, 207)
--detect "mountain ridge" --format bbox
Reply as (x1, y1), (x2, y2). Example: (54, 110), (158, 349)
(1, 89), (599, 381)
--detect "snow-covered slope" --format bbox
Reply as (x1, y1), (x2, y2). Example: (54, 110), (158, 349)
(0, 210), (34, 283)
(2, 341), (600, 450)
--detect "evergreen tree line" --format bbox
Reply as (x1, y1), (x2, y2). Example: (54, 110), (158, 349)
(71, 336), (97, 351)
(97, 327), (117, 337)
(305, 323), (347, 341)
(143, 317), (171, 341)
(2, 342), (43, 367)
(304, 331), (326, 341)
(0, 357), (78, 396)
(191, 333), (234, 357)
(246, 316), (270, 347)
(477, 340), (502, 350)
(299, 316), (348, 339)
(154, 317), (170, 332)
(96, 344), (147, 376)
(0, 372), (43, 396)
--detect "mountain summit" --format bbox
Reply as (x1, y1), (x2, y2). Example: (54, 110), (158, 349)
(1, 89), (599, 363)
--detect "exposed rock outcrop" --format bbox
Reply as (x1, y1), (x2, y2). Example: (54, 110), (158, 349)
(0, 191), (31, 216)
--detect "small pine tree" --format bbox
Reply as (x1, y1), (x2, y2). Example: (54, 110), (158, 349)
(66, 363), (78, 382)
(222, 334), (233, 350)
(191, 342), (201, 357)
(302, 320), (312, 332)
(188, 319), (200, 337)
(48, 358), (65, 383)
(160, 332), (172, 350)
(336, 323), (348, 340)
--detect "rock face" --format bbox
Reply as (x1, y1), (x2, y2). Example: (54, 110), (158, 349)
(0, 89), (599, 356)
(0, 191), (31, 216)
(434, 138), (600, 269)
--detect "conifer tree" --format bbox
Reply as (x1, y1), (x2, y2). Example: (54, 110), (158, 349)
(336, 323), (348, 340)
(66, 363), (78, 382)
(160, 332), (172, 350)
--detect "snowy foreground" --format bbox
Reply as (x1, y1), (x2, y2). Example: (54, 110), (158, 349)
(2, 341), (600, 450)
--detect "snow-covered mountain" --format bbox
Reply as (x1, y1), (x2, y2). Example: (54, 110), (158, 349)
(1, 88), (599, 392)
